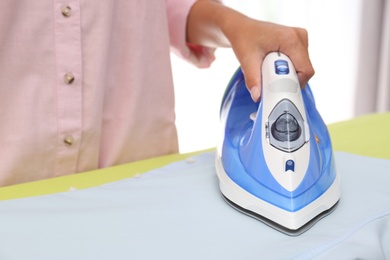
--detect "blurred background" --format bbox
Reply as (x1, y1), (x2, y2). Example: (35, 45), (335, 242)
(172, 0), (390, 153)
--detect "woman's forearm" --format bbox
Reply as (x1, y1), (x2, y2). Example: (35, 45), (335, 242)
(186, 0), (241, 48)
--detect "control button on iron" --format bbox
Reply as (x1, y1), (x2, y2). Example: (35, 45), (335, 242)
(275, 60), (289, 75)
(285, 159), (295, 172)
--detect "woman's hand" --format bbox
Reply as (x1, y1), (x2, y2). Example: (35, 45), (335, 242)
(187, 0), (315, 101)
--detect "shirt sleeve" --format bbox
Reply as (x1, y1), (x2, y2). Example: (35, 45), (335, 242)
(165, 0), (217, 68)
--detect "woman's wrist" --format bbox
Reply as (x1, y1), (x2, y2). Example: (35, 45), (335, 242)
(186, 0), (239, 48)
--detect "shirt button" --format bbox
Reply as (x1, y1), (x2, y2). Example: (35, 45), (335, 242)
(61, 6), (72, 17)
(64, 136), (74, 145)
(64, 73), (75, 84)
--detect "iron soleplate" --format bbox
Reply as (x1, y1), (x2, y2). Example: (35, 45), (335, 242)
(222, 194), (340, 236)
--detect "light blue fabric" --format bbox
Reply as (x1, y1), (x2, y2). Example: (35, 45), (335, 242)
(0, 152), (389, 260)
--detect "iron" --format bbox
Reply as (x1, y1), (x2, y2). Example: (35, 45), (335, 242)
(215, 52), (341, 236)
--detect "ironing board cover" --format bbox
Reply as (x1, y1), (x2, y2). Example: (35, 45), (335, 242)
(0, 150), (389, 259)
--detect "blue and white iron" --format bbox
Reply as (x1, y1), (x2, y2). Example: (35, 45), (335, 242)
(215, 52), (341, 235)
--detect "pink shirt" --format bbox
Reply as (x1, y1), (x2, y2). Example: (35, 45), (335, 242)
(0, 0), (214, 186)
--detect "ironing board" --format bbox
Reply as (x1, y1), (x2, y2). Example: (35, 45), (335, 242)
(0, 112), (389, 259)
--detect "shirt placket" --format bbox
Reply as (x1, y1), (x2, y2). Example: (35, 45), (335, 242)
(53, 0), (83, 175)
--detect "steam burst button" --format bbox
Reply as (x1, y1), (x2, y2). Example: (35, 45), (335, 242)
(275, 60), (290, 75)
